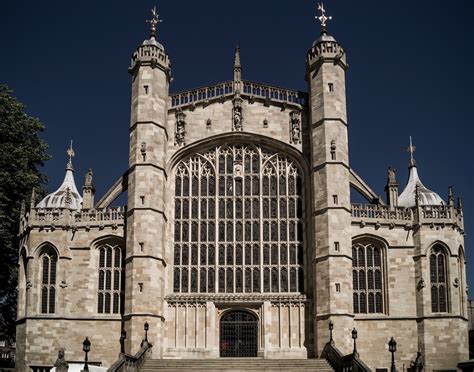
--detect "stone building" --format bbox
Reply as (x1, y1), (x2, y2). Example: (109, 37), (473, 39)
(15, 5), (468, 372)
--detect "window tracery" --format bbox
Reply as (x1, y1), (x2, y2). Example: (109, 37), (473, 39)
(97, 244), (123, 314)
(430, 245), (448, 313)
(352, 242), (384, 314)
(173, 144), (304, 294)
(40, 247), (57, 314)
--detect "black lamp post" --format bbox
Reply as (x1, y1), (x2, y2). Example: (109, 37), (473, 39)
(388, 337), (397, 372)
(329, 320), (334, 344)
(119, 329), (127, 356)
(351, 328), (358, 356)
(144, 321), (149, 343)
(82, 337), (91, 371)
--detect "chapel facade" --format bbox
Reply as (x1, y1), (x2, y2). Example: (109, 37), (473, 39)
(15, 6), (468, 372)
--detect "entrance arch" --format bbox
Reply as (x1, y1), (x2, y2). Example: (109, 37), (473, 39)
(220, 310), (258, 357)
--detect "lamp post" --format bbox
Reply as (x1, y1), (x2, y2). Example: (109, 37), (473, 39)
(82, 337), (91, 372)
(388, 337), (397, 372)
(144, 321), (149, 344)
(329, 320), (334, 344)
(351, 328), (358, 356)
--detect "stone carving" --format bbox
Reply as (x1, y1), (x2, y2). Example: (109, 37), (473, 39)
(232, 96), (243, 131)
(387, 167), (396, 184)
(54, 348), (69, 372)
(84, 169), (93, 187)
(289, 110), (301, 144)
(60, 280), (68, 289)
(140, 142), (147, 161)
(175, 109), (186, 145)
(408, 352), (424, 372)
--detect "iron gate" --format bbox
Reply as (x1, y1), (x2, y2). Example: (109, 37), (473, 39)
(220, 311), (258, 357)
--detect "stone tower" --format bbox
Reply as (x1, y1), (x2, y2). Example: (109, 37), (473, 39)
(124, 7), (171, 355)
(306, 6), (353, 354)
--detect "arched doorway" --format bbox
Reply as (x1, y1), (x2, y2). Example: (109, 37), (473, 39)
(220, 310), (258, 357)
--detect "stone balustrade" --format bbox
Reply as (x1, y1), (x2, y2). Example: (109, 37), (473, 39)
(170, 80), (307, 109)
(20, 207), (125, 233)
(170, 81), (234, 108)
(351, 203), (464, 231)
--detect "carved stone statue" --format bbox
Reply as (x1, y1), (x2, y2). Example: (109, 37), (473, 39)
(54, 348), (69, 372)
(175, 109), (186, 145)
(84, 168), (93, 187)
(387, 166), (397, 184)
(232, 97), (243, 131)
(289, 110), (301, 144)
(408, 351), (424, 372)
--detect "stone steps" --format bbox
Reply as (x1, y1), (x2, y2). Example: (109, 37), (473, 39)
(140, 358), (333, 371)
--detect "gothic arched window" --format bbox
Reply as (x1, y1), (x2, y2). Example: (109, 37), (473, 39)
(40, 247), (57, 314)
(173, 144), (304, 294)
(352, 242), (384, 314)
(430, 245), (448, 313)
(97, 244), (123, 314)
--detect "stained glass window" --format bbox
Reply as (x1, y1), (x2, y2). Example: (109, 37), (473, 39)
(352, 242), (384, 314)
(40, 247), (57, 314)
(173, 144), (304, 294)
(430, 245), (448, 313)
(98, 244), (123, 314)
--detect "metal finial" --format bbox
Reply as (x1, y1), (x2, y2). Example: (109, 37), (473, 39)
(146, 6), (163, 38)
(316, 2), (332, 34)
(66, 140), (75, 170)
(407, 136), (416, 167)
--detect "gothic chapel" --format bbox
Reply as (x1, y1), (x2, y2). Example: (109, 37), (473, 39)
(15, 4), (468, 372)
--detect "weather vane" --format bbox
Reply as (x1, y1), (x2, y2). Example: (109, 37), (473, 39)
(146, 6), (163, 38)
(407, 136), (416, 166)
(67, 140), (75, 160)
(316, 2), (332, 33)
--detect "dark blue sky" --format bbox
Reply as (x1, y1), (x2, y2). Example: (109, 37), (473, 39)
(2, 1), (473, 288)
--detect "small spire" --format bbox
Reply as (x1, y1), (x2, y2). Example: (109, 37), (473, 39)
(448, 186), (455, 206)
(234, 45), (241, 67)
(407, 136), (416, 167)
(146, 6), (163, 38)
(66, 140), (75, 171)
(316, 2), (332, 35)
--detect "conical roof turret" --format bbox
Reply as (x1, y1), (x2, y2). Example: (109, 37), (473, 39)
(398, 138), (444, 208)
(37, 143), (83, 210)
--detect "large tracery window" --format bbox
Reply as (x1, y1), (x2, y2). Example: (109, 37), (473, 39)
(40, 247), (57, 314)
(97, 244), (123, 314)
(173, 144), (304, 294)
(430, 245), (448, 313)
(352, 242), (384, 314)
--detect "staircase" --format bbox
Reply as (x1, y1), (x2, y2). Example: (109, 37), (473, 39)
(140, 358), (333, 371)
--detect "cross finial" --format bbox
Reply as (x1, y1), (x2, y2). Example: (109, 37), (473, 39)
(66, 140), (75, 170)
(316, 2), (332, 34)
(146, 6), (163, 38)
(407, 136), (416, 167)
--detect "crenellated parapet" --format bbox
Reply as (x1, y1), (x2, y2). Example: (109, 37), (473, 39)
(128, 41), (171, 76)
(351, 203), (464, 233)
(306, 35), (348, 73)
(19, 206), (125, 235)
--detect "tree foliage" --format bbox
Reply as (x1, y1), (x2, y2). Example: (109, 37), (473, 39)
(0, 85), (49, 339)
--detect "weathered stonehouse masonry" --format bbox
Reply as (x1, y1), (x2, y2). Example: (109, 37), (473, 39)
(15, 5), (467, 371)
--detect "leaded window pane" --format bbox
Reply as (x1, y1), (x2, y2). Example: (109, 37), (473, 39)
(430, 246), (448, 313)
(173, 144), (304, 295)
(352, 242), (384, 314)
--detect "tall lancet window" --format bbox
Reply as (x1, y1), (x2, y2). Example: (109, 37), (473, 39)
(430, 245), (448, 313)
(352, 242), (384, 314)
(173, 144), (304, 294)
(40, 247), (57, 314)
(97, 244), (123, 314)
